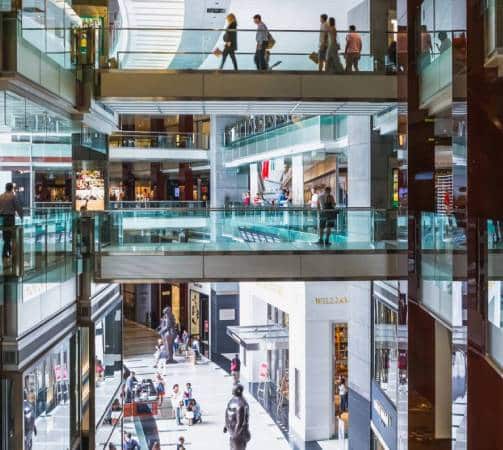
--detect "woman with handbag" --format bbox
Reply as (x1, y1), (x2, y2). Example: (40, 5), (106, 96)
(326, 17), (343, 73)
(220, 13), (238, 70)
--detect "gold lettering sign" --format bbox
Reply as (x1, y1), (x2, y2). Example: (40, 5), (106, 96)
(314, 297), (349, 305)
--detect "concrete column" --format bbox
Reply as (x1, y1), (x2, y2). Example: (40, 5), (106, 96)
(348, 281), (372, 450)
(291, 154), (304, 205)
(210, 116), (248, 207)
(347, 116), (372, 244)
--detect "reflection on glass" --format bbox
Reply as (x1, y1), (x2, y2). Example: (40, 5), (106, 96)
(23, 339), (71, 450)
(95, 304), (123, 427)
(373, 299), (398, 405)
(488, 280), (503, 368)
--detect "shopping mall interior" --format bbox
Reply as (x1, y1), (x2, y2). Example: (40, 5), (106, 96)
(0, 0), (502, 449)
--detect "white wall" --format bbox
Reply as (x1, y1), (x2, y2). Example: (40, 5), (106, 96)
(239, 281), (371, 442)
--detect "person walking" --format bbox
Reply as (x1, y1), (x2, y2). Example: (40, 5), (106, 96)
(176, 436), (186, 450)
(253, 14), (268, 71)
(344, 25), (362, 72)
(317, 186), (337, 246)
(172, 384), (183, 425)
(230, 354), (241, 384)
(0, 182), (23, 259)
(339, 377), (348, 412)
(123, 433), (140, 450)
(420, 24), (433, 68)
(326, 17), (343, 73)
(155, 373), (166, 406)
(220, 13), (238, 70)
(318, 14), (330, 71)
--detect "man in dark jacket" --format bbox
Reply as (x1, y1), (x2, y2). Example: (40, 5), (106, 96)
(0, 182), (23, 258)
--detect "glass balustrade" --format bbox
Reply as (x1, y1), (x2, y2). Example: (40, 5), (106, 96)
(17, 22), (404, 73)
(109, 132), (210, 150)
(418, 30), (467, 105)
(0, 209), (78, 337)
(419, 212), (466, 327)
(89, 207), (406, 254)
(109, 201), (207, 209)
(488, 219), (503, 369)
(223, 116), (347, 164)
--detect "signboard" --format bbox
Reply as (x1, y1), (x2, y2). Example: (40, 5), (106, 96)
(314, 296), (349, 305)
(75, 168), (105, 211)
(219, 308), (236, 321)
(190, 290), (200, 335)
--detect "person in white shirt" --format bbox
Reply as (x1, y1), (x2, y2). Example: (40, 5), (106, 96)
(338, 378), (348, 412)
(310, 187), (319, 209)
(172, 384), (183, 425)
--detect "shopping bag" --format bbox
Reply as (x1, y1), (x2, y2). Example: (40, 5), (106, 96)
(309, 52), (319, 65)
(213, 48), (223, 57)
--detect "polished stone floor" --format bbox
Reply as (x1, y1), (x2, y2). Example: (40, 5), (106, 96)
(124, 320), (290, 449)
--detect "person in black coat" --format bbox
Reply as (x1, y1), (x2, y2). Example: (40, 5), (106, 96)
(220, 13), (238, 70)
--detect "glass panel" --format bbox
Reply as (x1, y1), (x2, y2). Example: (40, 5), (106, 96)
(92, 208), (405, 254)
(373, 299), (398, 405)
(95, 304), (123, 428)
(24, 338), (72, 450)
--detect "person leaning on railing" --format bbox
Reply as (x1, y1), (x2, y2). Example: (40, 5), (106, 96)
(0, 182), (24, 259)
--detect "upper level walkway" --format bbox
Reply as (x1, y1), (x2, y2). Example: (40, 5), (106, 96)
(96, 27), (398, 109)
(2, 208), (500, 283)
(98, 70), (397, 107)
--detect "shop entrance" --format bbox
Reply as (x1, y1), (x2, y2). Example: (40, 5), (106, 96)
(190, 289), (210, 357)
(333, 323), (348, 440)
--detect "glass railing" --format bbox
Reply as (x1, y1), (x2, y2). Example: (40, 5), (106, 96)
(223, 116), (346, 164)
(0, 209), (78, 337)
(418, 30), (467, 105)
(109, 132), (210, 150)
(109, 201), (207, 209)
(16, 17), (78, 103)
(89, 207), (405, 254)
(488, 219), (503, 369)
(107, 27), (380, 71)
(418, 212), (466, 327)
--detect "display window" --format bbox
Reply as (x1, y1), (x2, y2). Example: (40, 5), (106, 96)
(333, 323), (349, 439)
(373, 299), (398, 405)
(94, 304), (123, 428)
(23, 339), (72, 450)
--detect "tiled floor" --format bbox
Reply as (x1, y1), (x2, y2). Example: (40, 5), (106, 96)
(124, 320), (290, 449)
(32, 403), (71, 450)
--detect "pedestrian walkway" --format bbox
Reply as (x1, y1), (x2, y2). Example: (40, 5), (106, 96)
(124, 320), (290, 449)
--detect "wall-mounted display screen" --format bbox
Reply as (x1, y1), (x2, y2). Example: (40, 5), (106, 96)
(75, 169), (105, 211)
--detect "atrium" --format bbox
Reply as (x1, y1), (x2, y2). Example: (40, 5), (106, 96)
(0, 1), (502, 450)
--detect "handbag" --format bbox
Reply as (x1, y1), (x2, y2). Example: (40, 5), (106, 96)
(266, 32), (276, 49)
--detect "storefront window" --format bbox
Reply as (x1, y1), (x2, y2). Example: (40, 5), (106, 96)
(373, 299), (398, 405)
(95, 304), (123, 427)
(23, 339), (72, 450)
(488, 280), (503, 368)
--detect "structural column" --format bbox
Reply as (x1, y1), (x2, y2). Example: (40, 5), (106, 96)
(209, 116), (248, 207)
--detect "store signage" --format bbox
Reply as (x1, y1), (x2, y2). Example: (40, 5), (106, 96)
(373, 399), (392, 428)
(219, 309), (236, 321)
(315, 296), (349, 305)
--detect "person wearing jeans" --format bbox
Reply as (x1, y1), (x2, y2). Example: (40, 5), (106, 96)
(0, 182), (23, 259)
(253, 14), (268, 70)
(220, 13), (238, 70)
(344, 25), (362, 72)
